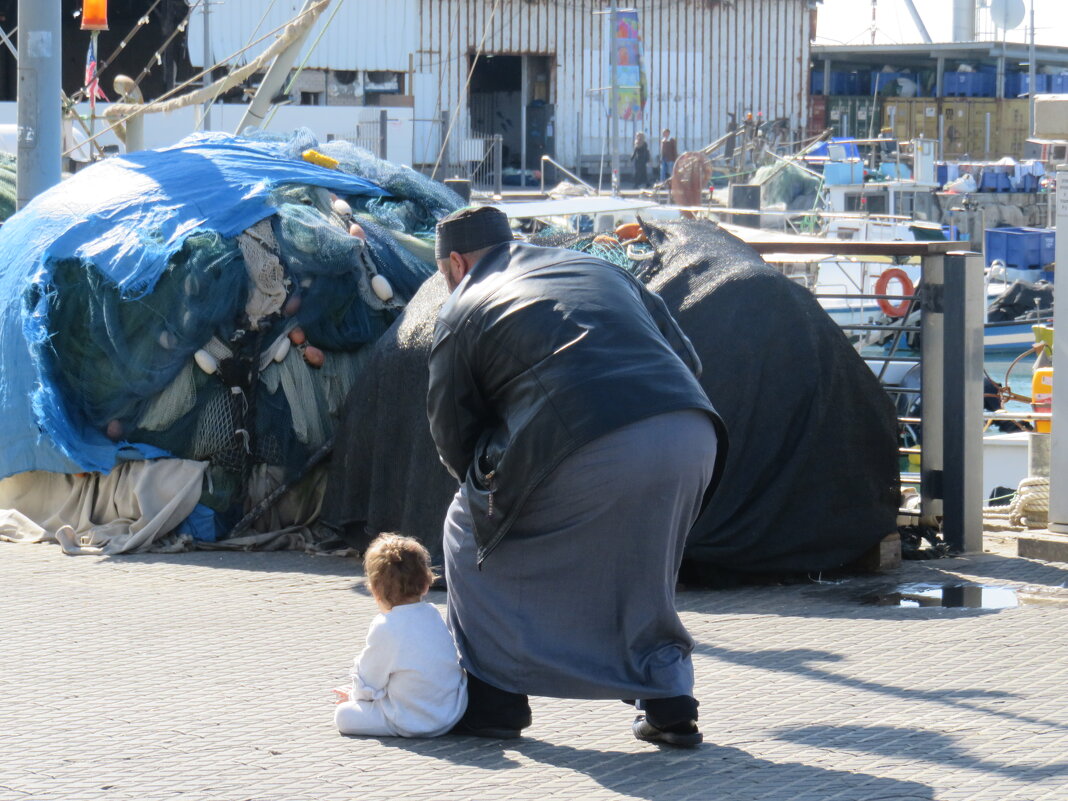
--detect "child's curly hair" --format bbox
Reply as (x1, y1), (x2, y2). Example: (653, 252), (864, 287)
(364, 533), (434, 607)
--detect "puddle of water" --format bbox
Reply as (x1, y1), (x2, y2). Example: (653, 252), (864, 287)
(859, 583), (1019, 609)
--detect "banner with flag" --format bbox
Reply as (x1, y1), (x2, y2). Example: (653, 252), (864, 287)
(613, 10), (646, 121)
(84, 35), (108, 109)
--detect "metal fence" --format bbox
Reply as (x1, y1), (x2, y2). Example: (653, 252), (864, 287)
(327, 110), (389, 158)
(746, 239), (986, 552)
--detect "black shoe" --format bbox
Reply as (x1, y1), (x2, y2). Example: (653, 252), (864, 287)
(632, 715), (703, 748)
(450, 718), (523, 740)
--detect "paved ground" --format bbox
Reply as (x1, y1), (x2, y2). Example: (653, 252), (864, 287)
(3, 537), (1068, 801)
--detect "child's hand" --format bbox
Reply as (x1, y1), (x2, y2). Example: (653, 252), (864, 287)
(332, 686), (350, 704)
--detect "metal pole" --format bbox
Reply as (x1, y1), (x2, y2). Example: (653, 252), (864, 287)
(520, 56), (528, 188)
(1028, 0), (1037, 136)
(17, 0), (62, 209)
(378, 109), (388, 160)
(609, 1), (619, 195)
(940, 252), (985, 552)
(1049, 164), (1068, 533)
(439, 110), (449, 175)
(201, 0), (212, 131)
(493, 133), (503, 197)
(88, 30), (99, 143)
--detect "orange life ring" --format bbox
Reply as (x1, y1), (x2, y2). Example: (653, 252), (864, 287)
(875, 268), (915, 318)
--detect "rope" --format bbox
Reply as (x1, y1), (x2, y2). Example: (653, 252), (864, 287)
(107, 2), (328, 117)
(983, 476), (1050, 531)
(263, 0), (348, 130)
(200, 0), (282, 126)
(66, 1), (328, 156)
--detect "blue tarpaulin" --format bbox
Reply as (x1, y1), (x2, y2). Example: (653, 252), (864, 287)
(0, 132), (388, 480)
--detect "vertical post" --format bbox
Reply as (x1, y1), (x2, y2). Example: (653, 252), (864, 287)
(1028, 0), (1037, 136)
(87, 30), (99, 142)
(520, 55), (528, 188)
(576, 109), (582, 177)
(996, 56), (1005, 100)
(17, 0), (62, 210)
(822, 60), (831, 97)
(201, 0), (212, 131)
(378, 109), (388, 160)
(1049, 164), (1068, 533)
(439, 109), (449, 175)
(936, 57), (945, 98)
(609, 0), (619, 195)
(941, 252), (985, 551)
(493, 133), (503, 197)
(984, 112), (991, 158)
(920, 254), (945, 529)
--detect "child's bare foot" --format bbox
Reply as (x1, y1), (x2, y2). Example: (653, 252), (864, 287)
(332, 686), (350, 704)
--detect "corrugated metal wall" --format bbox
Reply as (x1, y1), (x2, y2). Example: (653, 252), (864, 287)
(188, 0), (419, 72)
(188, 0), (810, 168)
(416, 0), (812, 168)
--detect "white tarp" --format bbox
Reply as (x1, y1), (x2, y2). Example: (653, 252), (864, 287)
(0, 460), (207, 555)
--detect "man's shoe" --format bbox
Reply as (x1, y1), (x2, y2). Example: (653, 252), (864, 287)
(632, 715), (703, 748)
(450, 719), (523, 740)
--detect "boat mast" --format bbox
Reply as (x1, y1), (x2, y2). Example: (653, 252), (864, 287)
(17, 0), (62, 209)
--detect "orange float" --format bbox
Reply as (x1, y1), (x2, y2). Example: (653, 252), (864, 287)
(874, 268), (915, 318)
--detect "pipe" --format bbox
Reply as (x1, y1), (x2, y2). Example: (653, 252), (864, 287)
(952, 0), (976, 43)
(902, 0), (933, 44)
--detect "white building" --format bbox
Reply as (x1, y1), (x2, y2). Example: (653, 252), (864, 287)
(185, 0), (815, 173)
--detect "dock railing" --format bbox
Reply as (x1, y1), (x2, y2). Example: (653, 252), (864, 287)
(743, 239), (986, 552)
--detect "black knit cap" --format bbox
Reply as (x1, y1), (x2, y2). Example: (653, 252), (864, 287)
(435, 206), (513, 260)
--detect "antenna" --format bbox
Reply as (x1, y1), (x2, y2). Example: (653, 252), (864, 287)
(989, 0), (1026, 32)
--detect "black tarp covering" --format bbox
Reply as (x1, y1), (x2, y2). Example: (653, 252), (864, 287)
(320, 218), (900, 579)
(320, 274), (456, 565)
(986, 279), (1053, 323)
(642, 220), (899, 580)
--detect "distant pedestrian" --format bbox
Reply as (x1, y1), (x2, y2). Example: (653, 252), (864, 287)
(631, 131), (651, 188)
(334, 533), (467, 738)
(660, 128), (678, 183)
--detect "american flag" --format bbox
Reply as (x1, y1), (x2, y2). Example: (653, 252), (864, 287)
(84, 36), (108, 109)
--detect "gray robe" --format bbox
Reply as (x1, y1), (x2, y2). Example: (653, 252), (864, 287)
(444, 409), (718, 700)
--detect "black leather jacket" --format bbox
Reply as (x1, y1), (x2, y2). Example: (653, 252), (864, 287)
(427, 241), (726, 564)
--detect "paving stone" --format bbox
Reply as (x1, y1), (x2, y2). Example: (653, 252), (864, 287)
(3, 543), (1068, 800)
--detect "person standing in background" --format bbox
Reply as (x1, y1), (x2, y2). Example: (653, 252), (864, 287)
(631, 132), (651, 189)
(660, 128), (678, 184)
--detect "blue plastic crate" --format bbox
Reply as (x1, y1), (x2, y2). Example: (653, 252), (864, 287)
(1052, 74), (1068, 93)
(823, 161), (865, 185)
(985, 227), (1056, 269)
(944, 72), (995, 97)
(1004, 72), (1027, 97)
(979, 170), (1012, 192)
(811, 69), (823, 94)
(1022, 74), (1052, 94)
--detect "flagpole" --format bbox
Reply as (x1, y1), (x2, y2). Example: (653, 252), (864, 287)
(88, 29), (98, 145)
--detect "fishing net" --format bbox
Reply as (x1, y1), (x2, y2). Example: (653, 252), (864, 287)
(34, 130), (461, 537)
(321, 219), (900, 580)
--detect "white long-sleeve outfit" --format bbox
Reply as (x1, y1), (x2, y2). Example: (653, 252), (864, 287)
(334, 601), (467, 738)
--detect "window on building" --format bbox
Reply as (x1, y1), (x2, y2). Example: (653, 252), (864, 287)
(301, 91), (323, 106)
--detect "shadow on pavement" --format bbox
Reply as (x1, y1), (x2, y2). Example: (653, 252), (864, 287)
(377, 734), (934, 800)
(776, 724), (1068, 782)
(102, 548), (359, 578)
(696, 642), (1068, 734)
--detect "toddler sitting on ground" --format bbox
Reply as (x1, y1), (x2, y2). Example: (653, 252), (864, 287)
(334, 533), (467, 738)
